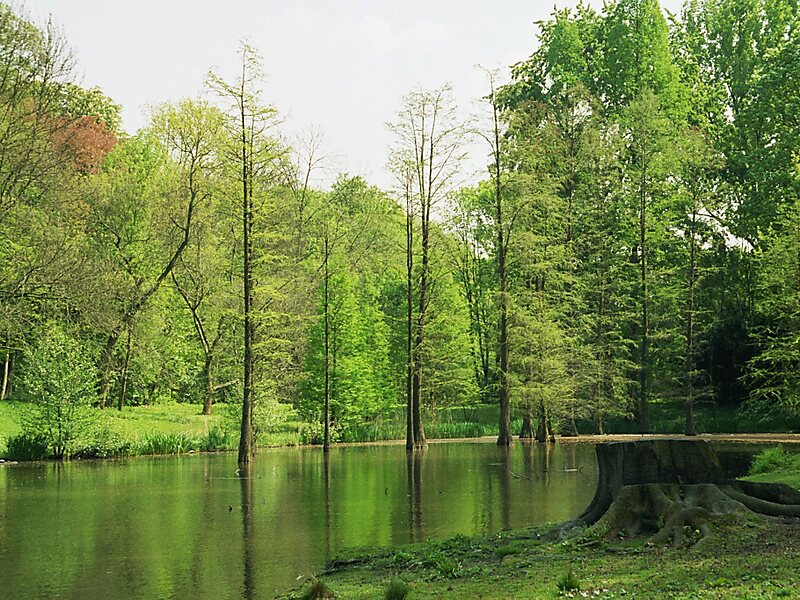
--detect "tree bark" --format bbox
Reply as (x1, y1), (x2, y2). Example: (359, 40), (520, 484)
(519, 405), (534, 439)
(563, 440), (800, 546)
(405, 186), (414, 453)
(117, 329), (132, 411)
(238, 60), (256, 466)
(202, 353), (214, 416)
(0, 351), (10, 400)
(323, 234), (331, 453)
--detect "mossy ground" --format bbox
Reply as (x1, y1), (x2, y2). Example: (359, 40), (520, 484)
(283, 472), (800, 599)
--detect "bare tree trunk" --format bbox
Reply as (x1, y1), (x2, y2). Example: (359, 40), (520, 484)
(117, 329), (132, 411)
(405, 188), (414, 453)
(238, 66), (255, 466)
(411, 192), (429, 450)
(490, 82), (512, 447)
(535, 401), (547, 443)
(202, 353), (214, 416)
(323, 234), (331, 453)
(0, 351), (10, 400)
(519, 404), (534, 439)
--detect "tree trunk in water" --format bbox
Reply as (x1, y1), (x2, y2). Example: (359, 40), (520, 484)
(238, 88), (255, 466)
(563, 404), (579, 437)
(405, 186), (414, 453)
(562, 440), (800, 546)
(519, 406), (534, 439)
(535, 401), (547, 443)
(117, 330), (132, 411)
(323, 235), (331, 453)
(491, 89), (511, 447)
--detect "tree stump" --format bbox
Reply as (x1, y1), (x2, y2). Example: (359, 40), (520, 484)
(563, 439), (800, 547)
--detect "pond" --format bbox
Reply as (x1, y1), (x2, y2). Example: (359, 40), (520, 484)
(0, 440), (763, 599)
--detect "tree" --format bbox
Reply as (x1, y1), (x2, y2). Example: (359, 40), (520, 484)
(88, 132), (196, 411)
(621, 92), (676, 433)
(479, 71), (513, 446)
(0, 4), (76, 215)
(208, 43), (283, 465)
(151, 99), (227, 415)
(388, 85), (469, 450)
(19, 323), (97, 460)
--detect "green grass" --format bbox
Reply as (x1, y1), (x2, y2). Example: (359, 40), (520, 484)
(279, 518), (800, 599)
(742, 446), (800, 488)
(0, 400), (301, 459)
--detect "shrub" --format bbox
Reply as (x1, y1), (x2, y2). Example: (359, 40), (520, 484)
(198, 427), (232, 452)
(18, 324), (98, 460)
(5, 432), (49, 461)
(385, 578), (410, 600)
(136, 432), (196, 455)
(73, 423), (132, 458)
(749, 446), (794, 475)
(556, 566), (580, 592)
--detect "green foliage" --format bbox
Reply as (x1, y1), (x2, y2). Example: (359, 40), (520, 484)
(18, 324), (98, 460)
(384, 578), (410, 600)
(135, 432), (196, 455)
(749, 446), (794, 475)
(197, 427), (232, 452)
(4, 432), (48, 461)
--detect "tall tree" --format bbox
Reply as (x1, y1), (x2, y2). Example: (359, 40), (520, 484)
(388, 85), (469, 451)
(208, 43), (281, 465)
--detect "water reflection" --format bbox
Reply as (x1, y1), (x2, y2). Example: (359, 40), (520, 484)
(0, 442), (603, 599)
(239, 464), (255, 600)
(406, 450), (425, 542)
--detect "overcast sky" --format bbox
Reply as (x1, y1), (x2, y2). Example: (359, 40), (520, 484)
(25, 0), (684, 188)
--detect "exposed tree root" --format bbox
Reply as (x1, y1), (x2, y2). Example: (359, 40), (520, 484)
(561, 440), (800, 548)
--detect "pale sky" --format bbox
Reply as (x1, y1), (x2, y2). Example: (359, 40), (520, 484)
(24, 0), (684, 188)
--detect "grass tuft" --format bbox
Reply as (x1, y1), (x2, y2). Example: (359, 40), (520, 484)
(556, 566), (580, 592)
(385, 578), (410, 600)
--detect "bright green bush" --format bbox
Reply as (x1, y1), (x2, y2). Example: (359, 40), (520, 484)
(749, 446), (795, 475)
(18, 324), (98, 460)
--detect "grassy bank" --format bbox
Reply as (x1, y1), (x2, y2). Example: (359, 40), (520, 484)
(0, 401), (508, 460)
(281, 447), (800, 599)
(0, 400), (302, 460)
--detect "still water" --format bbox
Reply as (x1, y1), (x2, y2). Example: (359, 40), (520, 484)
(0, 440), (758, 599)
